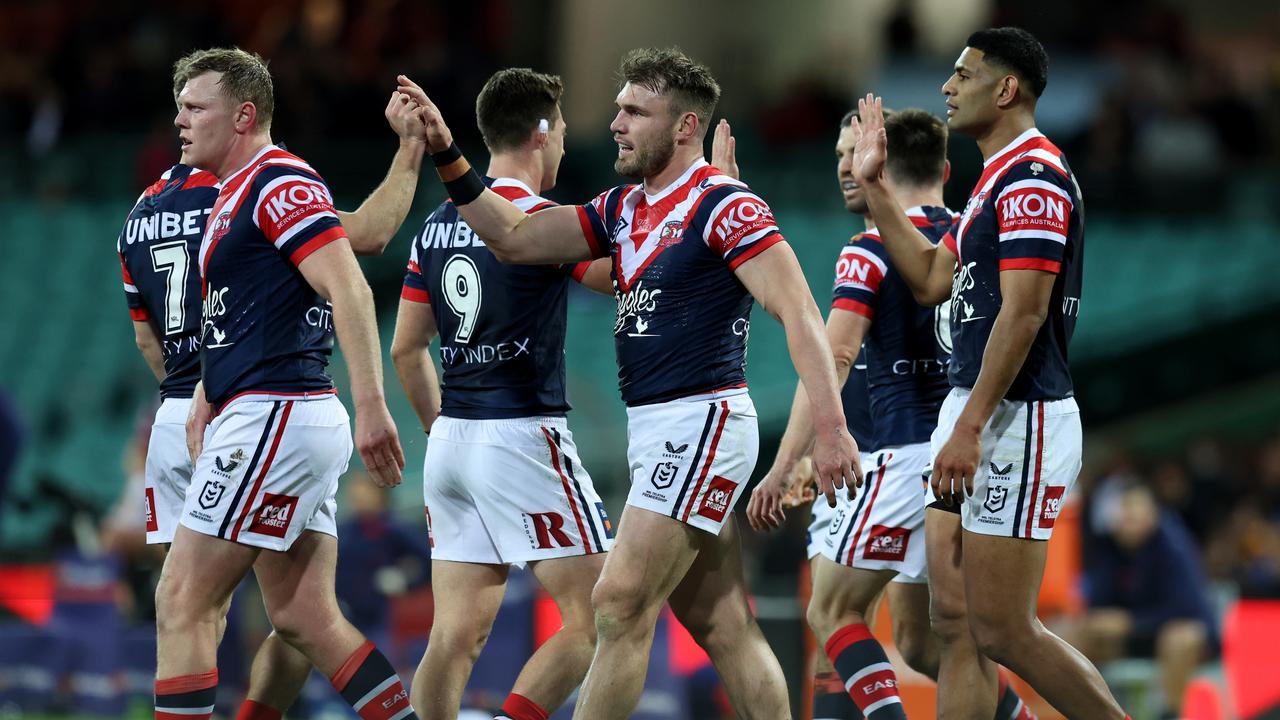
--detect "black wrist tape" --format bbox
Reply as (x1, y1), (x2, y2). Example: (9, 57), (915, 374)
(432, 143), (485, 205)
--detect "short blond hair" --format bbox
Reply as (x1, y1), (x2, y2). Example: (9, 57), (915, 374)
(173, 47), (274, 132)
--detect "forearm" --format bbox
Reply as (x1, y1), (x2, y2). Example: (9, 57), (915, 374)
(340, 139), (426, 256)
(862, 182), (947, 304)
(770, 385), (817, 473)
(138, 339), (165, 382)
(392, 349), (441, 432)
(955, 307), (1044, 432)
(781, 303), (847, 433)
(330, 280), (386, 408)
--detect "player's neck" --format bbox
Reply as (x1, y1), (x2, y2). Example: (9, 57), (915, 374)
(214, 135), (272, 180)
(643, 145), (702, 195)
(895, 185), (945, 214)
(974, 112), (1035, 161)
(487, 154), (544, 194)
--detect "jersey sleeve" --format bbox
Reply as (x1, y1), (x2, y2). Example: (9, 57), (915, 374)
(574, 187), (624, 260)
(252, 169), (346, 266)
(701, 188), (784, 270)
(118, 251), (150, 321)
(831, 234), (888, 319)
(993, 162), (1075, 274)
(401, 213), (435, 304)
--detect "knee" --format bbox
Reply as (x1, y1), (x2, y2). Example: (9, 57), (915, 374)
(894, 620), (938, 677)
(929, 593), (969, 646)
(681, 601), (754, 657)
(968, 608), (1034, 665)
(806, 597), (853, 644)
(155, 570), (218, 635)
(591, 577), (658, 642)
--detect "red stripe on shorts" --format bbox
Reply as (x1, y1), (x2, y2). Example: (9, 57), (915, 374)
(231, 401), (294, 542)
(542, 427), (590, 554)
(680, 401), (730, 523)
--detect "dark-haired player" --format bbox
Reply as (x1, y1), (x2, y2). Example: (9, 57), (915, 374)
(121, 62), (428, 720)
(852, 27), (1128, 719)
(391, 68), (613, 720)
(400, 47), (861, 720)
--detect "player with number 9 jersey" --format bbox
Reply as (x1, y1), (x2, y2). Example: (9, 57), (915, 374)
(400, 176), (612, 565)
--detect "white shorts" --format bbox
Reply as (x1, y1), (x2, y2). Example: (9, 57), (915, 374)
(820, 444), (930, 582)
(806, 451), (874, 559)
(181, 395), (349, 551)
(932, 388), (1082, 541)
(145, 397), (193, 544)
(422, 415), (613, 565)
(625, 391), (758, 536)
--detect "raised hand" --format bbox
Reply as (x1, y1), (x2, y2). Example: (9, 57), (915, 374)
(395, 74), (453, 153)
(711, 119), (739, 180)
(850, 93), (888, 187)
(385, 89), (428, 144)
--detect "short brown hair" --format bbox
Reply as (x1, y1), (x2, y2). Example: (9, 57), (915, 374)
(172, 47), (274, 132)
(618, 47), (720, 136)
(476, 68), (564, 153)
(884, 108), (948, 188)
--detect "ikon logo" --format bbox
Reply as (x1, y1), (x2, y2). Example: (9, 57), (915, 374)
(262, 181), (333, 225)
(1001, 191), (1066, 223)
(863, 525), (910, 561)
(696, 475), (739, 523)
(1039, 486), (1066, 529)
(248, 493), (299, 539)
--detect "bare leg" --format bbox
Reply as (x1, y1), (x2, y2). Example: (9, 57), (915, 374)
(964, 530), (1126, 719)
(155, 525), (260, 679)
(570, 506), (702, 720)
(886, 581), (939, 679)
(668, 517), (791, 720)
(927, 509), (999, 720)
(408, 560), (508, 720)
(241, 631), (313, 715)
(509, 553), (607, 713)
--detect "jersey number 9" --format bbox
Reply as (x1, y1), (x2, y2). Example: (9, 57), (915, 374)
(442, 253), (483, 344)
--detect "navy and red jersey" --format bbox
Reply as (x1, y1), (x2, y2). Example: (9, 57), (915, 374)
(197, 145), (346, 410)
(575, 159), (784, 407)
(833, 206), (957, 450)
(401, 177), (586, 419)
(117, 164), (219, 399)
(942, 129), (1084, 401)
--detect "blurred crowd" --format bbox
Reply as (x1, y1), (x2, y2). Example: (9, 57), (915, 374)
(3, 1), (1279, 213)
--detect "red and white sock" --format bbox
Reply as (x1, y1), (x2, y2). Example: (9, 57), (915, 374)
(824, 623), (906, 719)
(155, 669), (218, 720)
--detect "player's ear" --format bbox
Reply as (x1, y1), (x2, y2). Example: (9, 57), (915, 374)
(996, 74), (1019, 109)
(943, 159), (951, 184)
(235, 102), (258, 133)
(676, 111), (699, 142)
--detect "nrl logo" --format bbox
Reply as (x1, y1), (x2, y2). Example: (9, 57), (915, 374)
(215, 448), (247, 474)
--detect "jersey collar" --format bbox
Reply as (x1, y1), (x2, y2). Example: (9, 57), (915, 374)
(643, 158), (708, 205)
(490, 176), (537, 196)
(220, 143), (281, 188)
